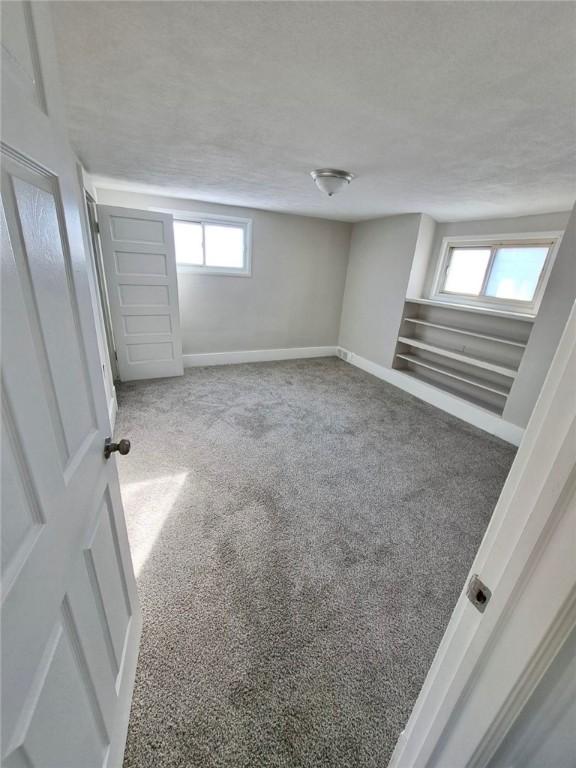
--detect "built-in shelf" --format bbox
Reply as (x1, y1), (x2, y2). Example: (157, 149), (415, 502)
(396, 354), (510, 397)
(397, 337), (518, 379)
(401, 367), (505, 415)
(403, 318), (527, 348)
(395, 297), (535, 416)
(405, 298), (535, 323)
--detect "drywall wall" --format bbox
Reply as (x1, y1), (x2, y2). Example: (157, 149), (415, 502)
(504, 203), (576, 426)
(338, 213), (426, 367)
(406, 213), (436, 299)
(94, 188), (351, 355)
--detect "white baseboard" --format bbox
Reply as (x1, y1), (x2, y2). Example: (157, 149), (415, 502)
(183, 346), (338, 368)
(339, 348), (524, 446)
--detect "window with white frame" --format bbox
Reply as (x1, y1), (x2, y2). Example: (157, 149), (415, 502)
(433, 235), (559, 313)
(172, 214), (251, 275)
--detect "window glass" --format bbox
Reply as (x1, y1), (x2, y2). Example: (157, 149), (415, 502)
(204, 224), (244, 268)
(443, 248), (491, 295)
(485, 247), (549, 301)
(174, 220), (203, 265)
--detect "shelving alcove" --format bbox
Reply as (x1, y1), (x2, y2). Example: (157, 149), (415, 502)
(393, 298), (535, 415)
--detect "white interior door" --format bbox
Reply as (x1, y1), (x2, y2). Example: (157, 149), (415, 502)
(1, 4), (141, 767)
(97, 205), (183, 381)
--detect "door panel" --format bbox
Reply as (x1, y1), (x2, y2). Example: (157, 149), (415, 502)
(9, 602), (109, 768)
(8, 165), (97, 460)
(1, 0), (47, 112)
(1, 397), (44, 588)
(98, 205), (183, 381)
(119, 283), (170, 305)
(123, 314), (172, 335)
(85, 493), (132, 678)
(115, 250), (167, 276)
(1, 4), (141, 767)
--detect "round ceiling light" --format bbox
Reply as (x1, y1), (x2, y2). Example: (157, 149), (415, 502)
(310, 168), (355, 197)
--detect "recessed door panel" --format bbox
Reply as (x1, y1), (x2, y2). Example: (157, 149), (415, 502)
(1, 396), (44, 591)
(85, 496), (132, 679)
(110, 215), (164, 244)
(115, 250), (167, 276)
(119, 283), (169, 306)
(5, 604), (109, 768)
(123, 314), (172, 335)
(9, 172), (96, 460)
(127, 342), (174, 363)
(1, 1), (46, 111)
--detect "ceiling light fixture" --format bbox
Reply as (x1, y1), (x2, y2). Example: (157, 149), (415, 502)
(310, 168), (355, 197)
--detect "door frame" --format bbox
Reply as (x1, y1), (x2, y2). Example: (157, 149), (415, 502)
(389, 300), (576, 766)
(83, 186), (119, 383)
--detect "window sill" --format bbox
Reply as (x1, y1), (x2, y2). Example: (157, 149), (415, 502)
(176, 266), (252, 277)
(406, 298), (535, 323)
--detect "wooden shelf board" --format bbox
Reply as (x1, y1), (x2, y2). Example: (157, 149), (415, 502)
(405, 298), (535, 323)
(400, 368), (505, 416)
(403, 318), (527, 348)
(396, 354), (510, 397)
(397, 336), (518, 379)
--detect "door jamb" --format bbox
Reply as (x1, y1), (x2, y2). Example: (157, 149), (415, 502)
(84, 190), (118, 382)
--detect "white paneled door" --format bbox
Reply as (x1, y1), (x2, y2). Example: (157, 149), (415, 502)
(97, 206), (183, 381)
(2, 4), (141, 768)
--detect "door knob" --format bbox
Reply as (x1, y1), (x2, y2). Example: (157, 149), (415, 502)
(104, 437), (131, 460)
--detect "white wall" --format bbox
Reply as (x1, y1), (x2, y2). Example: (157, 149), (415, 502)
(406, 213), (436, 300)
(338, 214), (425, 367)
(95, 188), (351, 356)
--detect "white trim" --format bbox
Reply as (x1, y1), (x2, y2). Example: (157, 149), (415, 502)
(152, 207), (253, 277)
(430, 231), (563, 315)
(183, 346), (338, 367)
(339, 348), (523, 445)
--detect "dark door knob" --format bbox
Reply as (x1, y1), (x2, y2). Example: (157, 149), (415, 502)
(104, 437), (131, 460)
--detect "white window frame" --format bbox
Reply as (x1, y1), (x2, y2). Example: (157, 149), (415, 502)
(153, 209), (252, 277)
(430, 231), (562, 315)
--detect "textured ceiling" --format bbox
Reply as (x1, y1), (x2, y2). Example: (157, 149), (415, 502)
(51, 1), (575, 222)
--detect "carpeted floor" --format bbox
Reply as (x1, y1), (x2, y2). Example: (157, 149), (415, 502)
(116, 357), (515, 768)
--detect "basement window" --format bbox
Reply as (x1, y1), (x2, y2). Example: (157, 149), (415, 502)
(172, 214), (252, 276)
(432, 235), (560, 314)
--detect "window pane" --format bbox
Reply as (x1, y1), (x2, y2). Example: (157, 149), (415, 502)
(174, 221), (203, 265)
(204, 224), (244, 268)
(485, 247), (549, 301)
(443, 248), (491, 295)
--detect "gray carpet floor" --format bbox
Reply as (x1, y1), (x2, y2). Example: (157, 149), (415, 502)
(116, 358), (515, 768)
